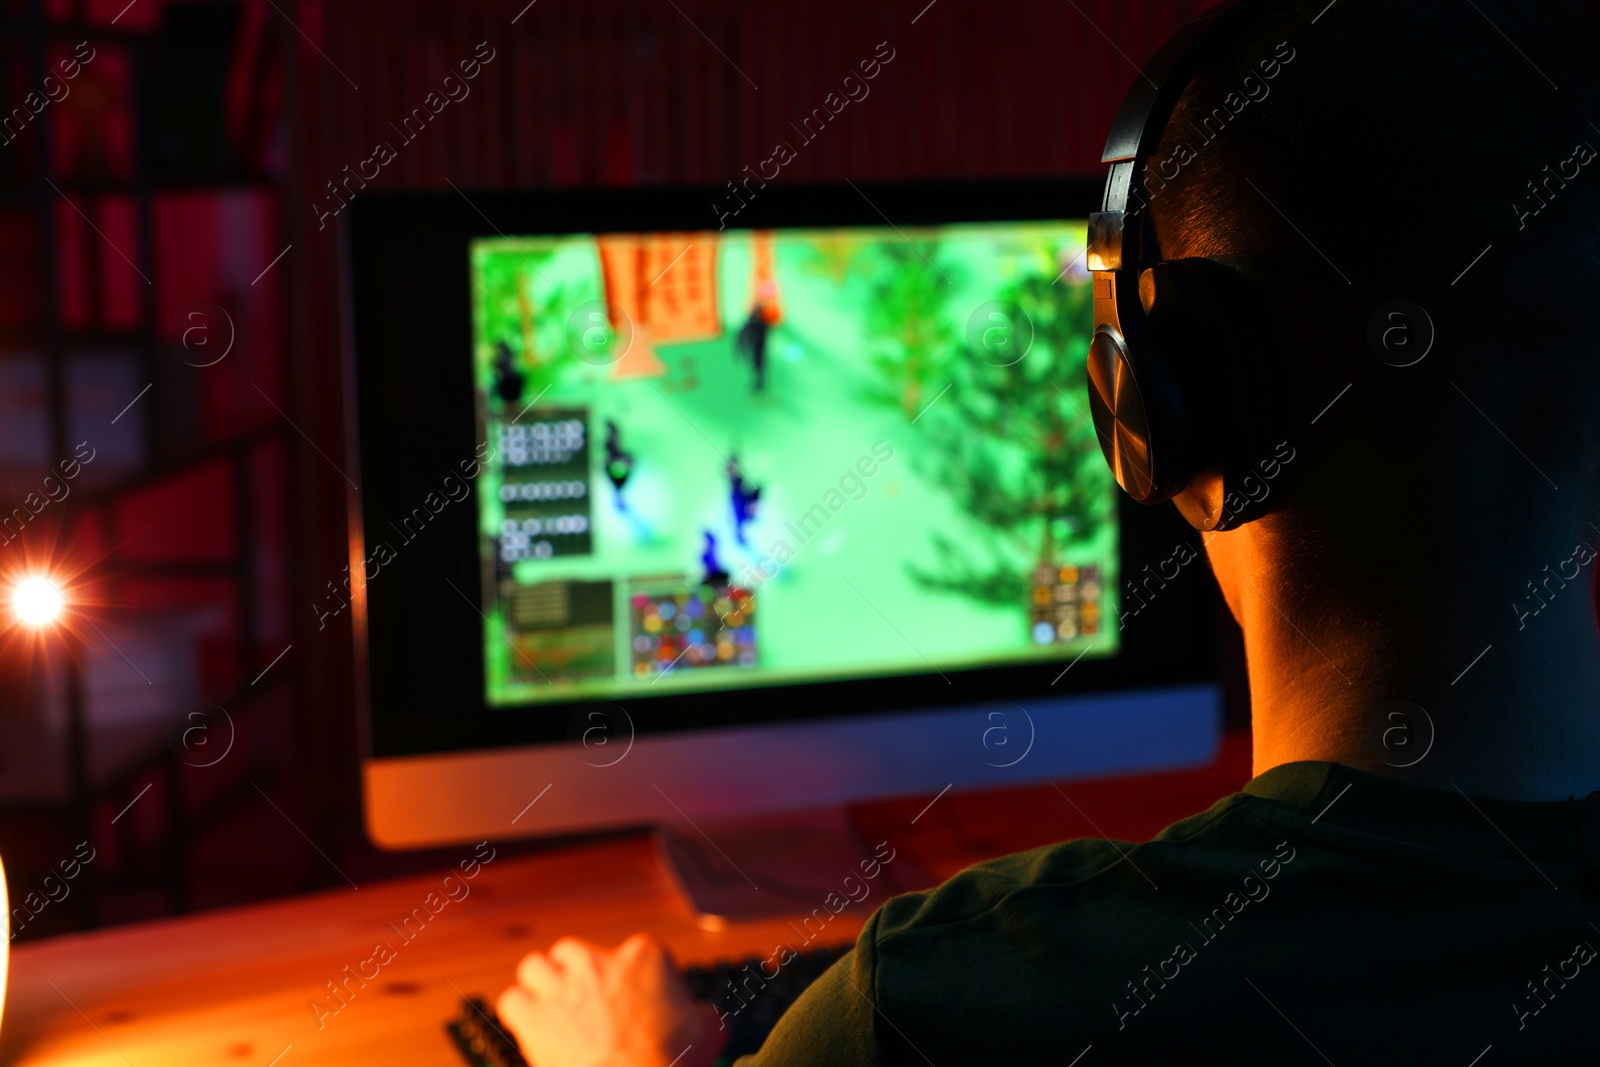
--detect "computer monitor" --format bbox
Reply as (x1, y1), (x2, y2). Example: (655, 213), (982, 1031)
(344, 181), (1220, 915)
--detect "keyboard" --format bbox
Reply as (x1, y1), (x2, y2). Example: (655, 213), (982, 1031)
(447, 943), (850, 1067)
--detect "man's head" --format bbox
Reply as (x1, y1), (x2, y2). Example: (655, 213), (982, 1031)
(1121, 0), (1600, 622)
(1150, 0), (1600, 298)
(1095, 3), (1600, 781)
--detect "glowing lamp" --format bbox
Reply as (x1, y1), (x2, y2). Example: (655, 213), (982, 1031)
(13, 576), (65, 626)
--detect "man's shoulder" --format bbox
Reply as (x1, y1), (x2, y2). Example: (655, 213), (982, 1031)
(836, 788), (1294, 1058)
(871, 787), (1257, 946)
(743, 787), (1309, 1064)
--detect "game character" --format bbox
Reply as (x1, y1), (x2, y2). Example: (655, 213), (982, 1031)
(727, 456), (762, 547)
(604, 420), (635, 509)
(699, 530), (730, 588)
(492, 340), (525, 406)
(733, 279), (781, 394)
(734, 309), (769, 393)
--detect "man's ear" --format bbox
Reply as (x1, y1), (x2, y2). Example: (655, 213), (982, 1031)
(1173, 467), (1229, 532)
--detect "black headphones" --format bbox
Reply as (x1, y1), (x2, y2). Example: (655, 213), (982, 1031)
(1085, 0), (1277, 533)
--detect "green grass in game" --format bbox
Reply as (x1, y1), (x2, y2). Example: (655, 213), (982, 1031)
(469, 222), (1118, 707)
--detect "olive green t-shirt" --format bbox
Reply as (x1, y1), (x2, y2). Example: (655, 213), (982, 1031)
(738, 761), (1600, 1064)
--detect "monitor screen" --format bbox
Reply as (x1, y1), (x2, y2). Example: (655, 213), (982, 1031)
(347, 182), (1215, 764)
(465, 222), (1118, 708)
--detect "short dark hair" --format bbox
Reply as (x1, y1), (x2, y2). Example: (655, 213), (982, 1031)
(1147, 0), (1600, 337)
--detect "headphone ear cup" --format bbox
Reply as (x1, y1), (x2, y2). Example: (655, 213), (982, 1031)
(1087, 320), (1195, 504)
(1084, 257), (1260, 514)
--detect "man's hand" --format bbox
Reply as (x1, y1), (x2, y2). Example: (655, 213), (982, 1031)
(497, 933), (728, 1067)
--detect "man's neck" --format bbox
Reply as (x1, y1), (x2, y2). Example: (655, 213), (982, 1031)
(1236, 518), (1600, 802)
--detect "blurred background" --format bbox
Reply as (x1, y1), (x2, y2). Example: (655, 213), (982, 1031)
(0, 0), (1218, 943)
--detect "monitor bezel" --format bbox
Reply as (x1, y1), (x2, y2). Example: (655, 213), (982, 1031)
(344, 179), (1218, 761)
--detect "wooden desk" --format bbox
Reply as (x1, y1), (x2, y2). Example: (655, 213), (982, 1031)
(6, 834), (858, 1067)
(5, 735), (1250, 1066)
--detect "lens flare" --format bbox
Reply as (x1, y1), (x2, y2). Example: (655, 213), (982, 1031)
(13, 576), (65, 626)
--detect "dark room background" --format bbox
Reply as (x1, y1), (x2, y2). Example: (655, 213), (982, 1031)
(0, 0), (1205, 942)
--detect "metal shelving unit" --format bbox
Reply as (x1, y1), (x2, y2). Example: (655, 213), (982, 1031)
(0, 0), (300, 939)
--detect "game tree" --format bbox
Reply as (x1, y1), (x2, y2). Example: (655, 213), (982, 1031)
(906, 261), (1111, 611)
(858, 240), (963, 420)
(472, 245), (575, 407)
(801, 231), (866, 287)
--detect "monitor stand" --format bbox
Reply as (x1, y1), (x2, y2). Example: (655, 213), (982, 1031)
(654, 805), (934, 930)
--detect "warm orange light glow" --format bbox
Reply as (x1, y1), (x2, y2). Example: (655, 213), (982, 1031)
(13, 576), (65, 626)
(0, 852), (8, 1038)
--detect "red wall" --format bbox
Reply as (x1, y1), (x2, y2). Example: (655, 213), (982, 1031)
(291, 0), (1198, 190)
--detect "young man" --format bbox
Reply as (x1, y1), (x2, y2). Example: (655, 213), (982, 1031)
(497, 0), (1600, 1060)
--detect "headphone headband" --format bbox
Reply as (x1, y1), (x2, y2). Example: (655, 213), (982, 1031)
(1095, 0), (1246, 239)
(1104, 7), (1234, 164)
(1084, 0), (1259, 511)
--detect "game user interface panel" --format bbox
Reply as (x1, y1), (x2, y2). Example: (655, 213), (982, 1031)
(469, 221), (1119, 707)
